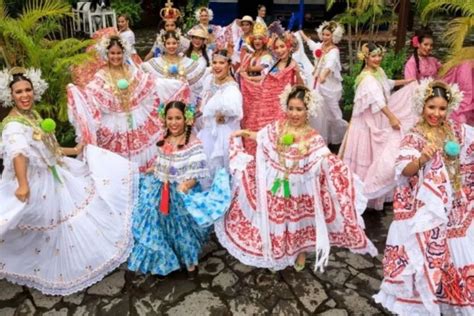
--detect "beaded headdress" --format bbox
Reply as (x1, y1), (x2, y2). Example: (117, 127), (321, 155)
(195, 7), (214, 22)
(0, 67), (48, 108)
(413, 79), (463, 115)
(279, 84), (321, 117)
(95, 35), (133, 61)
(357, 43), (386, 61)
(157, 102), (197, 125)
(252, 22), (268, 38)
(316, 21), (344, 44)
(160, 0), (181, 22)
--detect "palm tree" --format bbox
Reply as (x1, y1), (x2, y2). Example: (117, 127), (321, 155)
(420, 0), (473, 74)
(327, 0), (395, 69)
(0, 0), (93, 122)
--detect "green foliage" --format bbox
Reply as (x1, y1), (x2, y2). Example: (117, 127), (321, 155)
(111, 0), (142, 25)
(182, 0), (209, 32)
(0, 0), (94, 145)
(419, 0), (473, 72)
(342, 48), (408, 115)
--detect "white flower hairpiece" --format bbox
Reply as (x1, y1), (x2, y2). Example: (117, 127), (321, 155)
(0, 67), (48, 108)
(95, 36), (133, 61)
(316, 21), (344, 44)
(413, 78), (463, 115)
(279, 84), (321, 117)
(195, 7), (214, 22)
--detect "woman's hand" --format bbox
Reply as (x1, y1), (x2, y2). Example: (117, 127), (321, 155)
(15, 183), (30, 202)
(420, 143), (438, 165)
(232, 130), (248, 138)
(389, 116), (401, 130)
(178, 179), (196, 194)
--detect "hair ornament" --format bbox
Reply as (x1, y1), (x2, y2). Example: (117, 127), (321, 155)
(412, 78), (463, 115)
(357, 43), (385, 61)
(316, 21), (344, 44)
(195, 7), (214, 22)
(278, 84), (322, 118)
(95, 35), (132, 61)
(0, 67), (48, 108)
(411, 35), (420, 48)
(157, 102), (197, 125)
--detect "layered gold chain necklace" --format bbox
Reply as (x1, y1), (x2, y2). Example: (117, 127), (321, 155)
(271, 122), (311, 198)
(417, 120), (462, 192)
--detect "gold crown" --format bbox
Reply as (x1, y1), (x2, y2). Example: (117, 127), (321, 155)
(252, 22), (268, 38)
(160, 0), (181, 22)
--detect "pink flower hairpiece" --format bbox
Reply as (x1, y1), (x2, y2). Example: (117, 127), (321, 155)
(411, 36), (420, 48)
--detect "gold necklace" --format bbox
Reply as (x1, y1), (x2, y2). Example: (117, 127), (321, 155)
(417, 120), (462, 192)
(271, 122), (311, 198)
(107, 66), (133, 112)
(11, 109), (62, 159)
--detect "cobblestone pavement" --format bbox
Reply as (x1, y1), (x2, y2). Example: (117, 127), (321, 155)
(0, 209), (392, 316)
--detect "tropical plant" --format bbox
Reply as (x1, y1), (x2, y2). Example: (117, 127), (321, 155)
(327, 0), (398, 69)
(111, 0), (143, 25)
(182, 0), (209, 32)
(420, 0), (474, 74)
(0, 0), (93, 124)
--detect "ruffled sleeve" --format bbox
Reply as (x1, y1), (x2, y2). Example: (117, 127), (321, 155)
(1, 122), (35, 170)
(202, 82), (243, 120)
(352, 73), (388, 116)
(306, 39), (321, 52)
(322, 49), (342, 81)
(404, 55), (417, 80)
(394, 131), (424, 185)
(462, 123), (474, 163)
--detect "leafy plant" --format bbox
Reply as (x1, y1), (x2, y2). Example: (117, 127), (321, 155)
(342, 48), (408, 115)
(327, 0), (398, 69)
(182, 0), (209, 32)
(420, 0), (473, 74)
(111, 0), (142, 25)
(0, 0), (94, 144)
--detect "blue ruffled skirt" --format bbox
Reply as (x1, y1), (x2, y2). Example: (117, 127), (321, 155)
(128, 174), (210, 275)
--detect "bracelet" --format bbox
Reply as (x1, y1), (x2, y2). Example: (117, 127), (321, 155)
(241, 129), (250, 138)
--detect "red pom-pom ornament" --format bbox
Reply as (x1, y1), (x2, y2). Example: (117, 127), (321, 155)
(314, 49), (322, 58)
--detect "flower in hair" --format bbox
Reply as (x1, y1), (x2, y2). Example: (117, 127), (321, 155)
(95, 36), (132, 62)
(412, 78), (463, 115)
(411, 36), (420, 48)
(0, 67), (48, 107)
(278, 84), (322, 118)
(316, 21), (344, 44)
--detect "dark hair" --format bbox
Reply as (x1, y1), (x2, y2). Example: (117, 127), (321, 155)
(156, 101), (192, 149)
(9, 73), (33, 90)
(413, 28), (433, 80)
(159, 19), (179, 31)
(185, 38), (210, 67)
(322, 21), (338, 33)
(212, 49), (235, 78)
(287, 85), (310, 108)
(161, 31), (180, 45)
(118, 13), (130, 22)
(426, 80), (451, 103)
(359, 42), (383, 73)
(107, 35), (125, 51)
(257, 4), (266, 10)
